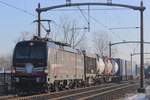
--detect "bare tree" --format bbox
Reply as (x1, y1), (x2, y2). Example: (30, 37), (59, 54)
(92, 31), (110, 57)
(92, 31), (117, 57)
(57, 17), (87, 48)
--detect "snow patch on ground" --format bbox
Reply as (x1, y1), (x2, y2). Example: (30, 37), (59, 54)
(120, 93), (148, 100)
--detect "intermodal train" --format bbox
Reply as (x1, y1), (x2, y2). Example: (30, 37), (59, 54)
(11, 36), (138, 94)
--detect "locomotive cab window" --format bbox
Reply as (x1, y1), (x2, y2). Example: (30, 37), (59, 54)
(14, 41), (47, 59)
(13, 41), (47, 67)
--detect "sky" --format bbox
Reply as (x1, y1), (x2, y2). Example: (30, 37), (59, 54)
(0, 0), (150, 63)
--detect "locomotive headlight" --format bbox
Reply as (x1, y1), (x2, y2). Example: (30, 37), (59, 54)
(30, 42), (34, 46)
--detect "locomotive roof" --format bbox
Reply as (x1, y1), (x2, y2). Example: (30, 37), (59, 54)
(17, 39), (83, 54)
(47, 41), (82, 54)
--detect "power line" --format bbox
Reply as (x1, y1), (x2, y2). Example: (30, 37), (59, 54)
(77, 9), (119, 40)
(0, 1), (55, 37)
(0, 0), (134, 42)
(77, 6), (89, 24)
(90, 15), (107, 28)
(89, 15), (123, 41)
(0, 0), (35, 17)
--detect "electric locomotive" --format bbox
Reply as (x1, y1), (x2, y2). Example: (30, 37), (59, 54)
(12, 36), (85, 94)
(12, 37), (47, 94)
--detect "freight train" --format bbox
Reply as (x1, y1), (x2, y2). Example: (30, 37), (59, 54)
(11, 36), (138, 94)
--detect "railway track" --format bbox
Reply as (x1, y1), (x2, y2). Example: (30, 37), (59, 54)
(7, 83), (116, 100)
(7, 80), (138, 100)
(52, 81), (138, 100)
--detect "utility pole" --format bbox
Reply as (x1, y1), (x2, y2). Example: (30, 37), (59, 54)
(83, 50), (86, 81)
(37, 3), (41, 37)
(138, 0), (145, 93)
(130, 53), (133, 77)
(109, 41), (111, 58)
(66, 0), (71, 5)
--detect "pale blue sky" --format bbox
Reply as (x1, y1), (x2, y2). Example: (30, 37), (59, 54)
(0, 0), (149, 62)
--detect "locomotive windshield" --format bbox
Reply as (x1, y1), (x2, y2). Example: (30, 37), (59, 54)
(14, 41), (47, 59)
(13, 41), (47, 67)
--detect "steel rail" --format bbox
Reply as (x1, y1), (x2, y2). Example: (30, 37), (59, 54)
(79, 83), (138, 100)
(8, 83), (117, 100)
(6, 83), (115, 100)
(52, 81), (137, 100)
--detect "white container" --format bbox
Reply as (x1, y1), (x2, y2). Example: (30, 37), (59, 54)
(97, 58), (105, 74)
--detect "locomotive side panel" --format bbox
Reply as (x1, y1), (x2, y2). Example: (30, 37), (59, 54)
(47, 48), (56, 83)
(76, 54), (84, 79)
(47, 47), (84, 84)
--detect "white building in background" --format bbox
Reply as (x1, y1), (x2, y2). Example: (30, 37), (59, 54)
(0, 67), (5, 73)
(0, 67), (11, 73)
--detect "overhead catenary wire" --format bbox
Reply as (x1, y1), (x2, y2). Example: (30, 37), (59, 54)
(0, 0), (35, 17)
(75, 4), (123, 41)
(0, 0), (57, 38)
(89, 15), (123, 41)
(0, 0), (136, 42)
(77, 6), (89, 25)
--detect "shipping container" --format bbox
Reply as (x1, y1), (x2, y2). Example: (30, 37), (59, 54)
(103, 57), (113, 75)
(111, 59), (119, 75)
(96, 58), (105, 75)
(114, 58), (126, 76)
